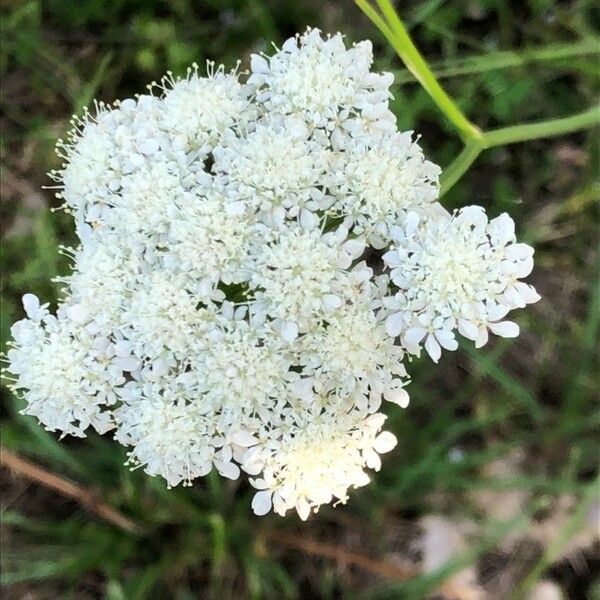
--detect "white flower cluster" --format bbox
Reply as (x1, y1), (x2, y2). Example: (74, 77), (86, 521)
(3, 28), (539, 519)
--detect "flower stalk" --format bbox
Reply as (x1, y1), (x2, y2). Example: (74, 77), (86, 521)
(356, 0), (600, 195)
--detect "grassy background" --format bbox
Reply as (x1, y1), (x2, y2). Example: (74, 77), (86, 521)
(1, 1), (599, 598)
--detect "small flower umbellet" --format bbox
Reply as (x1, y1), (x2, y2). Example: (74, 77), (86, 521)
(2, 28), (539, 520)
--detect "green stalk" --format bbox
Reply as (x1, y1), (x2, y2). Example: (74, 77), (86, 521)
(441, 106), (600, 195)
(354, 0), (395, 42)
(356, 0), (600, 196)
(439, 140), (484, 196)
(369, 0), (483, 141)
(483, 105), (600, 147)
(393, 38), (600, 84)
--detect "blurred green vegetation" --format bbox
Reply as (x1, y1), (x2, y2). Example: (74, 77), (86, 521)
(1, 1), (599, 598)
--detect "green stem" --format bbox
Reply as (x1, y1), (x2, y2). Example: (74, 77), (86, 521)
(369, 0), (483, 141)
(393, 38), (600, 84)
(440, 106), (600, 196)
(439, 140), (484, 196)
(356, 0), (600, 196)
(483, 105), (600, 147)
(355, 0), (396, 41)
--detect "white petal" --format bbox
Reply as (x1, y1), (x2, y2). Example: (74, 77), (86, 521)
(22, 294), (40, 318)
(249, 477), (269, 491)
(366, 413), (386, 429)
(282, 36), (297, 52)
(251, 491), (272, 516)
(296, 497), (311, 521)
(382, 250), (401, 268)
(272, 494), (287, 516)
(435, 329), (458, 351)
(504, 285), (526, 308)
(475, 327), (489, 348)
(242, 461), (263, 476)
(216, 445), (233, 463)
(299, 208), (318, 230)
(139, 139), (159, 155)
(514, 282), (541, 304)
(405, 326), (427, 348)
(509, 243), (534, 260)
(291, 377), (314, 401)
(250, 54), (270, 74)
(487, 303), (511, 322)
(354, 471), (371, 487)
(114, 340), (134, 357)
(120, 98), (136, 111)
(113, 357), (139, 372)
(458, 318), (479, 341)
(385, 312), (405, 337)
(215, 461), (240, 480)
(374, 431), (397, 453)
(364, 449), (382, 470)
(460, 205), (487, 228)
(322, 294), (342, 311)
(383, 387), (410, 408)
(490, 213), (515, 244)
(280, 320), (298, 342)
(65, 304), (88, 323)
(489, 320), (520, 338)
(514, 256), (534, 278)
(424, 334), (441, 363)
(342, 238), (365, 259)
(231, 431), (258, 447)
(405, 211), (421, 235)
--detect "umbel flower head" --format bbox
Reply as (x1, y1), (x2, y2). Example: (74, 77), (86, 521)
(2, 28), (539, 519)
